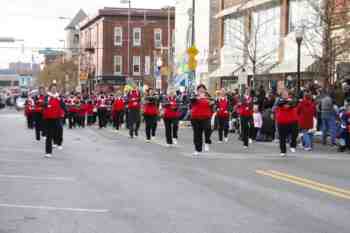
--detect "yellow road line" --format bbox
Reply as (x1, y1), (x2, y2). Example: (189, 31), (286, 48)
(268, 170), (350, 196)
(256, 170), (350, 200)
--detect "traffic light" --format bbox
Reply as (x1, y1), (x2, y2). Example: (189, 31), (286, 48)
(187, 46), (199, 71)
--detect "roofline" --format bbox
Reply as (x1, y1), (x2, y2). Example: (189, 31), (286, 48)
(80, 7), (175, 30)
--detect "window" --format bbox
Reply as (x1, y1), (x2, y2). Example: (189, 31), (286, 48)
(133, 28), (141, 46)
(114, 27), (123, 46)
(288, 0), (320, 32)
(154, 29), (162, 48)
(114, 55), (123, 75)
(144, 56), (151, 75)
(133, 56), (141, 75)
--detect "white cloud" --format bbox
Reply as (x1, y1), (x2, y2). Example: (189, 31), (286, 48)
(0, 0), (176, 68)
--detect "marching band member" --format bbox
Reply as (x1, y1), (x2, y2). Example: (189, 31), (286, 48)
(97, 94), (108, 128)
(43, 84), (64, 158)
(162, 89), (180, 146)
(275, 89), (299, 157)
(216, 88), (230, 143)
(112, 91), (125, 131)
(33, 87), (46, 140)
(126, 87), (141, 138)
(190, 84), (214, 155)
(237, 91), (253, 149)
(24, 96), (34, 129)
(143, 88), (159, 142)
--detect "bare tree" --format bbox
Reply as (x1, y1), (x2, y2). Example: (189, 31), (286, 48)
(223, 1), (280, 86)
(300, 0), (350, 85)
(38, 60), (79, 93)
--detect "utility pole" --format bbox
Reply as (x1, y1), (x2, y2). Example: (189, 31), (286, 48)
(191, 0), (196, 90)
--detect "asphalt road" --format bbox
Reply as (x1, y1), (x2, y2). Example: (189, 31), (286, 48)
(0, 109), (349, 233)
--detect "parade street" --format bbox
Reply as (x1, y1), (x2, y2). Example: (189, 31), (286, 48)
(0, 109), (349, 233)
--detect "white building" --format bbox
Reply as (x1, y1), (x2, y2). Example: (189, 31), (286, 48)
(64, 9), (88, 59)
(174, 0), (220, 91)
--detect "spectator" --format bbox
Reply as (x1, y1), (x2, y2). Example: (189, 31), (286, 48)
(320, 91), (337, 146)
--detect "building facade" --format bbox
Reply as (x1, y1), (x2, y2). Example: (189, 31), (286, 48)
(79, 7), (175, 93)
(65, 9), (88, 60)
(214, 0), (329, 91)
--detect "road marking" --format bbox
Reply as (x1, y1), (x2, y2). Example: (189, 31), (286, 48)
(0, 175), (76, 182)
(256, 170), (350, 200)
(268, 170), (350, 196)
(0, 203), (109, 213)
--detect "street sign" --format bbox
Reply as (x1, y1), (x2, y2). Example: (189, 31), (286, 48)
(187, 46), (199, 56)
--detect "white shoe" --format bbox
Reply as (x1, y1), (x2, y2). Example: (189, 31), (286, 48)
(281, 153), (287, 157)
(243, 146), (248, 149)
(53, 144), (58, 148)
(304, 147), (312, 151)
(193, 151), (200, 156)
(290, 148), (296, 153)
(44, 154), (52, 158)
(173, 139), (178, 145)
(224, 137), (229, 143)
(166, 144), (172, 148)
(58, 146), (63, 150)
(204, 144), (210, 152)
(218, 141), (223, 144)
(249, 139), (253, 144)
(146, 139), (151, 143)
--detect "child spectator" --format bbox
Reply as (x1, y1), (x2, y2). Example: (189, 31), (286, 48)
(252, 105), (262, 141)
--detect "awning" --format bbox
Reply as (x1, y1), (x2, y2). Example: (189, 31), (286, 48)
(269, 55), (316, 74)
(215, 0), (274, 18)
(269, 30), (320, 74)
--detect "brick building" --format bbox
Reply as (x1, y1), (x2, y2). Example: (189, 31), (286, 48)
(79, 7), (175, 93)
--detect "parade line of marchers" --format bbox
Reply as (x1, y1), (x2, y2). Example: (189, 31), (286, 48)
(23, 82), (337, 158)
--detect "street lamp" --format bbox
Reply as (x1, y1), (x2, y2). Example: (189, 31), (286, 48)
(295, 27), (304, 97)
(120, 0), (132, 82)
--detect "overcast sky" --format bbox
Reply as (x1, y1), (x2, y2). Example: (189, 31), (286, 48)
(0, 0), (176, 68)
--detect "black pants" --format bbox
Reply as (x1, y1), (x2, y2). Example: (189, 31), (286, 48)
(78, 115), (85, 128)
(98, 108), (108, 128)
(240, 116), (252, 147)
(33, 112), (44, 141)
(68, 112), (77, 129)
(144, 115), (158, 140)
(54, 119), (64, 146)
(164, 118), (179, 144)
(218, 117), (229, 141)
(278, 122), (298, 154)
(26, 114), (34, 129)
(45, 119), (60, 154)
(191, 119), (211, 152)
(113, 111), (124, 130)
(128, 109), (140, 138)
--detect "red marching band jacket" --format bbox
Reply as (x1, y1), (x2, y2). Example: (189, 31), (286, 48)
(163, 96), (180, 119)
(97, 98), (107, 109)
(25, 98), (34, 116)
(34, 95), (45, 113)
(275, 97), (298, 125)
(143, 97), (159, 117)
(127, 91), (141, 110)
(237, 96), (253, 117)
(112, 97), (125, 114)
(191, 97), (213, 120)
(43, 95), (64, 119)
(217, 97), (230, 119)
